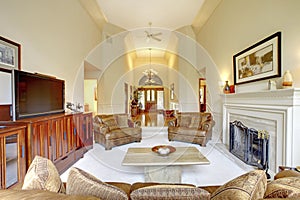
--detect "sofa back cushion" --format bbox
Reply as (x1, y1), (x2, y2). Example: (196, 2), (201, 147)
(130, 185), (210, 200)
(211, 170), (267, 200)
(178, 114), (191, 127)
(22, 155), (65, 193)
(67, 167), (128, 200)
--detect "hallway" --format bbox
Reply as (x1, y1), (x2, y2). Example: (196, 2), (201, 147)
(131, 112), (175, 127)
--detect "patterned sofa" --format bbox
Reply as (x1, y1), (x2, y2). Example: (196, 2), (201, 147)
(93, 113), (142, 150)
(168, 112), (215, 147)
(2, 155), (300, 199)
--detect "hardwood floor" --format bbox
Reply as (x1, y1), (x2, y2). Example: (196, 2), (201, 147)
(131, 112), (175, 127)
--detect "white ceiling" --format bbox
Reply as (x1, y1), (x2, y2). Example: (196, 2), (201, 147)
(95, 0), (206, 30)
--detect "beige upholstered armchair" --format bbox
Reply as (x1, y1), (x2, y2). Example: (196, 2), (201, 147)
(93, 114), (142, 150)
(168, 112), (215, 147)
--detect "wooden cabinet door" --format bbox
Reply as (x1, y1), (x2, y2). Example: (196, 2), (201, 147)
(30, 121), (51, 161)
(72, 114), (82, 149)
(0, 127), (26, 189)
(50, 117), (64, 162)
(82, 113), (93, 149)
(0, 136), (3, 188)
(63, 115), (73, 154)
(17, 129), (26, 184)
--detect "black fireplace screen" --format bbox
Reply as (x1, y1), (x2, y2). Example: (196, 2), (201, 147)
(229, 120), (269, 170)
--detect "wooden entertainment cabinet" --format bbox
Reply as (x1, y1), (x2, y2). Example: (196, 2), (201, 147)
(0, 112), (93, 188)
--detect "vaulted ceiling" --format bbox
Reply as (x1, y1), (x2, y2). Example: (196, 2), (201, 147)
(81, 0), (222, 75)
(80, 0), (222, 33)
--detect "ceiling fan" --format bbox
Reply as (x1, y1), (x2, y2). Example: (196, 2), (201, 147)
(145, 22), (162, 42)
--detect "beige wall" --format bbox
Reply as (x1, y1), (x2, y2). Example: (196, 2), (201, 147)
(197, 0), (300, 92)
(84, 79), (97, 115)
(0, 0), (101, 107)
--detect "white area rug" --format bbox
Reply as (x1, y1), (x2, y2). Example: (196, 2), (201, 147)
(61, 127), (252, 186)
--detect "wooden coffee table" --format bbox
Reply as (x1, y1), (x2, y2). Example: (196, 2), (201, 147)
(122, 146), (210, 183)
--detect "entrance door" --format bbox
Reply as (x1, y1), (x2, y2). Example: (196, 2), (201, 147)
(145, 89), (156, 112)
(143, 88), (164, 112)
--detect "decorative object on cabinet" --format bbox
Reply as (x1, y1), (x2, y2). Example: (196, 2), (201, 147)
(229, 84), (235, 93)
(282, 70), (293, 88)
(223, 81), (230, 94)
(233, 31), (281, 85)
(268, 80), (277, 90)
(0, 36), (21, 70)
(199, 78), (206, 112)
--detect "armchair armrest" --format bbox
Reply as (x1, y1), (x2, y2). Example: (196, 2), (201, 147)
(168, 118), (177, 127)
(128, 119), (141, 128)
(134, 120), (141, 127)
(93, 122), (109, 134)
(200, 119), (215, 131)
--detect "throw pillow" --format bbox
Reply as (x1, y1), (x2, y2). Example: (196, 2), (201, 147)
(66, 167), (128, 200)
(102, 115), (119, 131)
(22, 155), (65, 193)
(117, 114), (129, 128)
(264, 177), (300, 198)
(130, 185), (210, 200)
(210, 170), (267, 200)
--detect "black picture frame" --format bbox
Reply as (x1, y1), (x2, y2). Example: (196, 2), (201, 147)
(233, 32), (281, 85)
(0, 36), (21, 70)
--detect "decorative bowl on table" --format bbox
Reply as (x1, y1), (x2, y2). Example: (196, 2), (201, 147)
(152, 145), (176, 156)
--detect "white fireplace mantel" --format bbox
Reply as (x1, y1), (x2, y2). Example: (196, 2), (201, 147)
(223, 88), (300, 173)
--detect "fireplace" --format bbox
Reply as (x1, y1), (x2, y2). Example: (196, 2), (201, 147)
(223, 89), (300, 175)
(229, 120), (269, 171)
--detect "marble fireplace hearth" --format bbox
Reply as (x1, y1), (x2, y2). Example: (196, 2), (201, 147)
(223, 88), (300, 176)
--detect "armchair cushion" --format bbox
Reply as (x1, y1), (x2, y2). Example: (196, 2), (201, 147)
(189, 115), (201, 129)
(117, 114), (129, 128)
(178, 115), (191, 127)
(101, 115), (119, 131)
(169, 127), (206, 137)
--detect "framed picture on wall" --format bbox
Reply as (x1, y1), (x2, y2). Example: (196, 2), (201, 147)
(0, 36), (21, 70)
(233, 32), (281, 85)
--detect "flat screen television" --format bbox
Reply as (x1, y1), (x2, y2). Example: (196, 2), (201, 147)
(14, 70), (65, 119)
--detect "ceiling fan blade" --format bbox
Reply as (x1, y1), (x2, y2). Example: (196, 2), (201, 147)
(152, 36), (161, 42)
(152, 32), (162, 36)
(145, 30), (150, 37)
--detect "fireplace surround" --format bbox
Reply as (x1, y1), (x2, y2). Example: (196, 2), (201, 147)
(223, 88), (300, 174)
